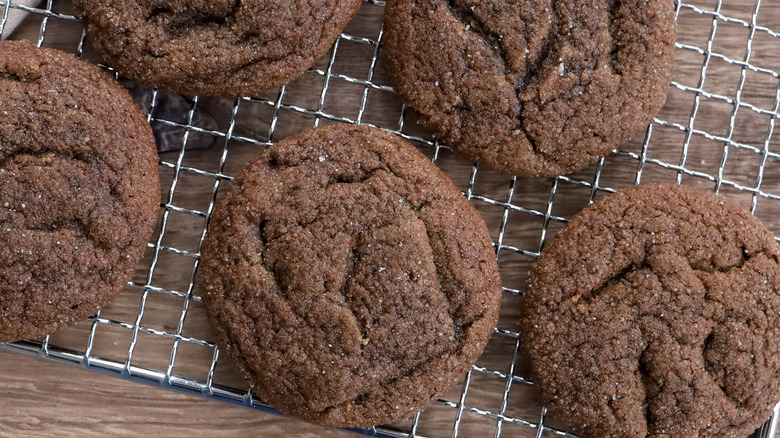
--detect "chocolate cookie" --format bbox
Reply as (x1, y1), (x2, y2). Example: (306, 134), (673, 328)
(520, 183), (780, 437)
(383, 0), (676, 177)
(199, 124), (501, 427)
(0, 41), (160, 342)
(73, 0), (363, 98)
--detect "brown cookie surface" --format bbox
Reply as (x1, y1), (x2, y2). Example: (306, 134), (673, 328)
(0, 40), (160, 342)
(199, 124), (501, 427)
(383, 0), (676, 177)
(520, 183), (780, 437)
(73, 0), (363, 98)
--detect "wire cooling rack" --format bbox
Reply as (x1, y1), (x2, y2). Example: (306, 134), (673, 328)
(1, 0), (779, 436)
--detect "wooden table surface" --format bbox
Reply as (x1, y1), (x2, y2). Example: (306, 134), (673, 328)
(0, 351), (353, 437)
(3, 0), (780, 437)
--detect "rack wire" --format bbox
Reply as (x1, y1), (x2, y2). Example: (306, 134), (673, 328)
(0, 0), (779, 436)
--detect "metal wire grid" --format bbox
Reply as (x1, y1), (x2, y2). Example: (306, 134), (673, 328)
(0, 0), (779, 436)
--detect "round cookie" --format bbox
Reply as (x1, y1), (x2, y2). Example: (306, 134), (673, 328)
(199, 124), (501, 427)
(383, 0), (676, 177)
(73, 0), (363, 98)
(0, 41), (160, 342)
(520, 183), (780, 437)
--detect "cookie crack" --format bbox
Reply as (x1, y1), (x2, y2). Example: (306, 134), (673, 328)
(0, 146), (114, 178)
(574, 207), (770, 419)
(518, 0), (559, 96)
(0, 149), (73, 168)
(222, 46), (294, 76)
(0, 58), (44, 83)
(577, 196), (764, 307)
(514, 0), (623, 163)
(159, 0), (243, 38)
(263, 155), (393, 190)
(0, 71), (39, 83)
(257, 219), (289, 301)
(317, 364), (421, 414)
(697, 258), (771, 412)
(578, 261), (648, 304)
(338, 236), (368, 341)
(514, 0), (560, 159)
(146, 6), (173, 22)
(32, 218), (101, 247)
(701, 330), (737, 405)
(1, 153), (121, 251)
(524, 125), (540, 154)
(258, 219), (269, 248)
(637, 345), (654, 433)
(447, 1), (510, 76)
(417, 217), (462, 344)
(582, 248), (762, 309)
(607, 0), (622, 76)
(326, 170), (378, 188)
(596, 256), (767, 425)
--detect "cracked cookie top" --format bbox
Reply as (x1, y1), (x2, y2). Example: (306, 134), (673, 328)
(0, 41), (160, 342)
(520, 183), (780, 437)
(73, 0), (363, 97)
(383, 0), (676, 177)
(198, 124), (501, 427)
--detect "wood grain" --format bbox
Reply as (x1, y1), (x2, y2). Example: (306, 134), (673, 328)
(0, 351), (353, 438)
(3, 0), (780, 437)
